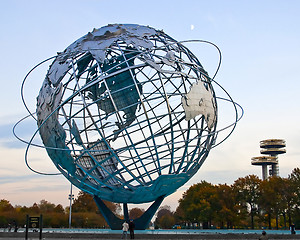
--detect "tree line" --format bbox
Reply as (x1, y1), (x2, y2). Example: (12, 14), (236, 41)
(155, 167), (300, 230)
(0, 191), (146, 229)
(0, 192), (117, 229)
(1, 168), (300, 229)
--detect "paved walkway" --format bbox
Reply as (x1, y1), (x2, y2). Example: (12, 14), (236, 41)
(0, 238), (299, 240)
(1, 232), (300, 240)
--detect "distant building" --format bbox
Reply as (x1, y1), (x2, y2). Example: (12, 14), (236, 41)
(251, 139), (286, 180)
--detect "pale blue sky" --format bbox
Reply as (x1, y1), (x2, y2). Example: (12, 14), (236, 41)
(1, 0), (299, 210)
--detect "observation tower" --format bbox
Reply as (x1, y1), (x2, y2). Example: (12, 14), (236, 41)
(251, 139), (286, 180)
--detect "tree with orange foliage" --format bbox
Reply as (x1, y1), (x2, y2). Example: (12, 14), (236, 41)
(233, 175), (261, 229)
(129, 207), (144, 219)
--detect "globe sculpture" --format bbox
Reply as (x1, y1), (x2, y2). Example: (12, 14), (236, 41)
(15, 24), (243, 229)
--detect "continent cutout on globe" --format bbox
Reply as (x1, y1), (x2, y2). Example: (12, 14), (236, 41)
(77, 48), (142, 140)
(181, 80), (216, 130)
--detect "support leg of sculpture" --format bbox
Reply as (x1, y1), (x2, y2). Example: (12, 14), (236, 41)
(94, 195), (165, 230)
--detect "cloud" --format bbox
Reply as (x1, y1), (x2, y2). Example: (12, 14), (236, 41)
(0, 138), (29, 149)
(0, 116), (39, 149)
(0, 123), (16, 139)
(1, 173), (66, 192)
(0, 175), (33, 184)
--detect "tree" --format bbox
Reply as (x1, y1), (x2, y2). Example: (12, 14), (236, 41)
(289, 168), (300, 228)
(0, 199), (15, 227)
(290, 167), (300, 183)
(103, 200), (121, 216)
(156, 205), (172, 220)
(72, 192), (98, 213)
(39, 200), (56, 213)
(129, 207), (144, 219)
(29, 203), (40, 214)
(71, 191), (121, 228)
(289, 168), (300, 207)
(155, 205), (175, 229)
(280, 178), (295, 228)
(72, 191), (120, 215)
(159, 214), (175, 229)
(215, 184), (238, 229)
(53, 204), (65, 213)
(233, 175), (261, 229)
(259, 176), (285, 229)
(174, 204), (185, 224)
(177, 181), (217, 228)
(0, 199), (14, 212)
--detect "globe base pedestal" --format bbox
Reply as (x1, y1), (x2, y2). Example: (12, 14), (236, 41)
(94, 195), (165, 230)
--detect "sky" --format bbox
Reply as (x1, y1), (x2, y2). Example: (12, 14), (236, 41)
(0, 0), (300, 212)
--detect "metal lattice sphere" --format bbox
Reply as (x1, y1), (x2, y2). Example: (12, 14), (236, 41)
(17, 24), (242, 205)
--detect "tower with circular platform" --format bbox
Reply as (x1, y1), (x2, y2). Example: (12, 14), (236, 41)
(251, 139), (286, 180)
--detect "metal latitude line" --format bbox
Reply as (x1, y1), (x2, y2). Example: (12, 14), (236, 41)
(121, 119), (189, 176)
(75, 61), (197, 102)
(79, 142), (123, 187)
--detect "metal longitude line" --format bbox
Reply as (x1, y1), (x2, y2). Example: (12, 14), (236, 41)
(93, 51), (150, 185)
(117, 42), (162, 175)
(151, 59), (175, 173)
(182, 117), (206, 172)
(99, 74), (145, 186)
(141, 76), (172, 169)
(117, 65), (156, 182)
(70, 59), (127, 188)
